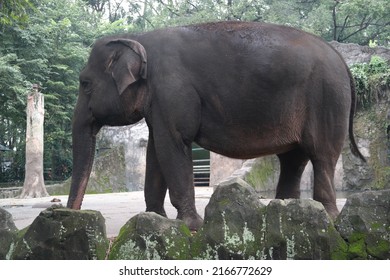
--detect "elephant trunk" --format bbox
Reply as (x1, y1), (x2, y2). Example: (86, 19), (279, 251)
(67, 101), (101, 209)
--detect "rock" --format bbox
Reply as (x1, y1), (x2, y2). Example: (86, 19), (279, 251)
(342, 138), (373, 190)
(329, 41), (390, 65)
(192, 178), (347, 260)
(89, 145), (128, 193)
(336, 190), (390, 259)
(11, 206), (108, 260)
(209, 153), (245, 187)
(0, 208), (18, 260)
(263, 199), (347, 260)
(108, 178), (348, 260)
(94, 121), (148, 192)
(243, 157), (280, 192)
(192, 177), (267, 259)
(0, 207), (17, 232)
(108, 212), (192, 260)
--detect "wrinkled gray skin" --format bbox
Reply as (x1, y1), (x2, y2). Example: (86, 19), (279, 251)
(67, 22), (365, 230)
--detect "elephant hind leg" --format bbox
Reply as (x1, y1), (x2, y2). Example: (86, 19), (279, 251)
(276, 148), (309, 199)
(311, 158), (339, 220)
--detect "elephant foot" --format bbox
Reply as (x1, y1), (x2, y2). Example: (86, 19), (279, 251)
(178, 212), (204, 231)
(323, 203), (340, 221)
(146, 208), (168, 218)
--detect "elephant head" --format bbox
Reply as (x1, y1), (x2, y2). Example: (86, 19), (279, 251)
(67, 38), (148, 209)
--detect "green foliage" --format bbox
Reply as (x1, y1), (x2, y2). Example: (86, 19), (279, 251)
(245, 157), (277, 192)
(117, 0), (390, 46)
(0, 52), (29, 182)
(350, 56), (390, 109)
(266, 0), (390, 46)
(1, 0), (100, 182)
(0, 0), (34, 27)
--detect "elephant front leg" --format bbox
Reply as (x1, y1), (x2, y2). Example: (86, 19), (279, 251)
(153, 132), (203, 231)
(276, 148), (309, 199)
(144, 134), (168, 217)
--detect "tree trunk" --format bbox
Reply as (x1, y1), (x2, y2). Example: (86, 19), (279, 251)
(20, 84), (48, 198)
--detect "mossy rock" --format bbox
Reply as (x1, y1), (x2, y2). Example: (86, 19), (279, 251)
(109, 212), (192, 260)
(336, 190), (390, 259)
(11, 206), (108, 260)
(244, 156), (279, 192)
(88, 146), (128, 193)
(0, 208), (18, 260)
(191, 178), (347, 260)
(263, 199), (348, 260)
(191, 177), (267, 260)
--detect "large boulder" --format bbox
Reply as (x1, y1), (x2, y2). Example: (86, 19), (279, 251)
(329, 41), (390, 65)
(0, 208), (18, 260)
(192, 178), (347, 260)
(109, 212), (192, 260)
(336, 190), (390, 259)
(192, 178), (267, 259)
(263, 199), (347, 260)
(108, 179), (348, 260)
(93, 121), (148, 192)
(11, 206), (108, 260)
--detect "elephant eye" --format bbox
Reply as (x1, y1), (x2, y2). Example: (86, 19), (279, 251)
(80, 80), (92, 94)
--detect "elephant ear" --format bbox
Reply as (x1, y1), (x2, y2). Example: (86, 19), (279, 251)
(106, 39), (147, 95)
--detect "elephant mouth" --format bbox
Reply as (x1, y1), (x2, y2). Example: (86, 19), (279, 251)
(94, 110), (143, 127)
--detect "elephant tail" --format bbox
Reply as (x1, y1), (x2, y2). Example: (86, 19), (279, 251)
(347, 67), (367, 163)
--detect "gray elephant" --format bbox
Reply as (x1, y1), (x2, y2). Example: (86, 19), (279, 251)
(67, 21), (365, 230)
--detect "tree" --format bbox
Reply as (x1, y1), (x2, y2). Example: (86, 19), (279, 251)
(83, 0), (128, 23)
(330, 0), (390, 45)
(130, 0), (389, 46)
(1, 0), (93, 182)
(261, 0), (390, 45)
(20, 85), (48, 198)
(0, 0), (33, 26)
(1, 0), (135, 183)
(0, 53), (29, 182)
(128, 0), (269, 29)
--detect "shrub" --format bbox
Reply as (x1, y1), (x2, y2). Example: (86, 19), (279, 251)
(350, 56), (390, 109)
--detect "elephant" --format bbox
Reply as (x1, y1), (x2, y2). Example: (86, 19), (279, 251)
(67, 21), (365, 230)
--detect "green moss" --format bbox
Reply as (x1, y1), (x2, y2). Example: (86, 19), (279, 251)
(245, 157), (276, 191)
(328, 226), (349, 260)
(331, 245), (349, 260)
(190, 227), (208, 259)
(108, 221), (142, 259)
(347, 225), (390, 259)
(95, 235), (109, 260)
(348, 233), (368, 259)
(367, 239), (390, 259)
(190, 235), (219, 260)
(109, 219), (137, 259)
(109, 214), (192, 260)
(218, 198), (231, 207)
(165, 227), (192, 259)
(17, 226), (30, 239)
(371, 222), (382, 230)
(179, 223), (191, 237)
